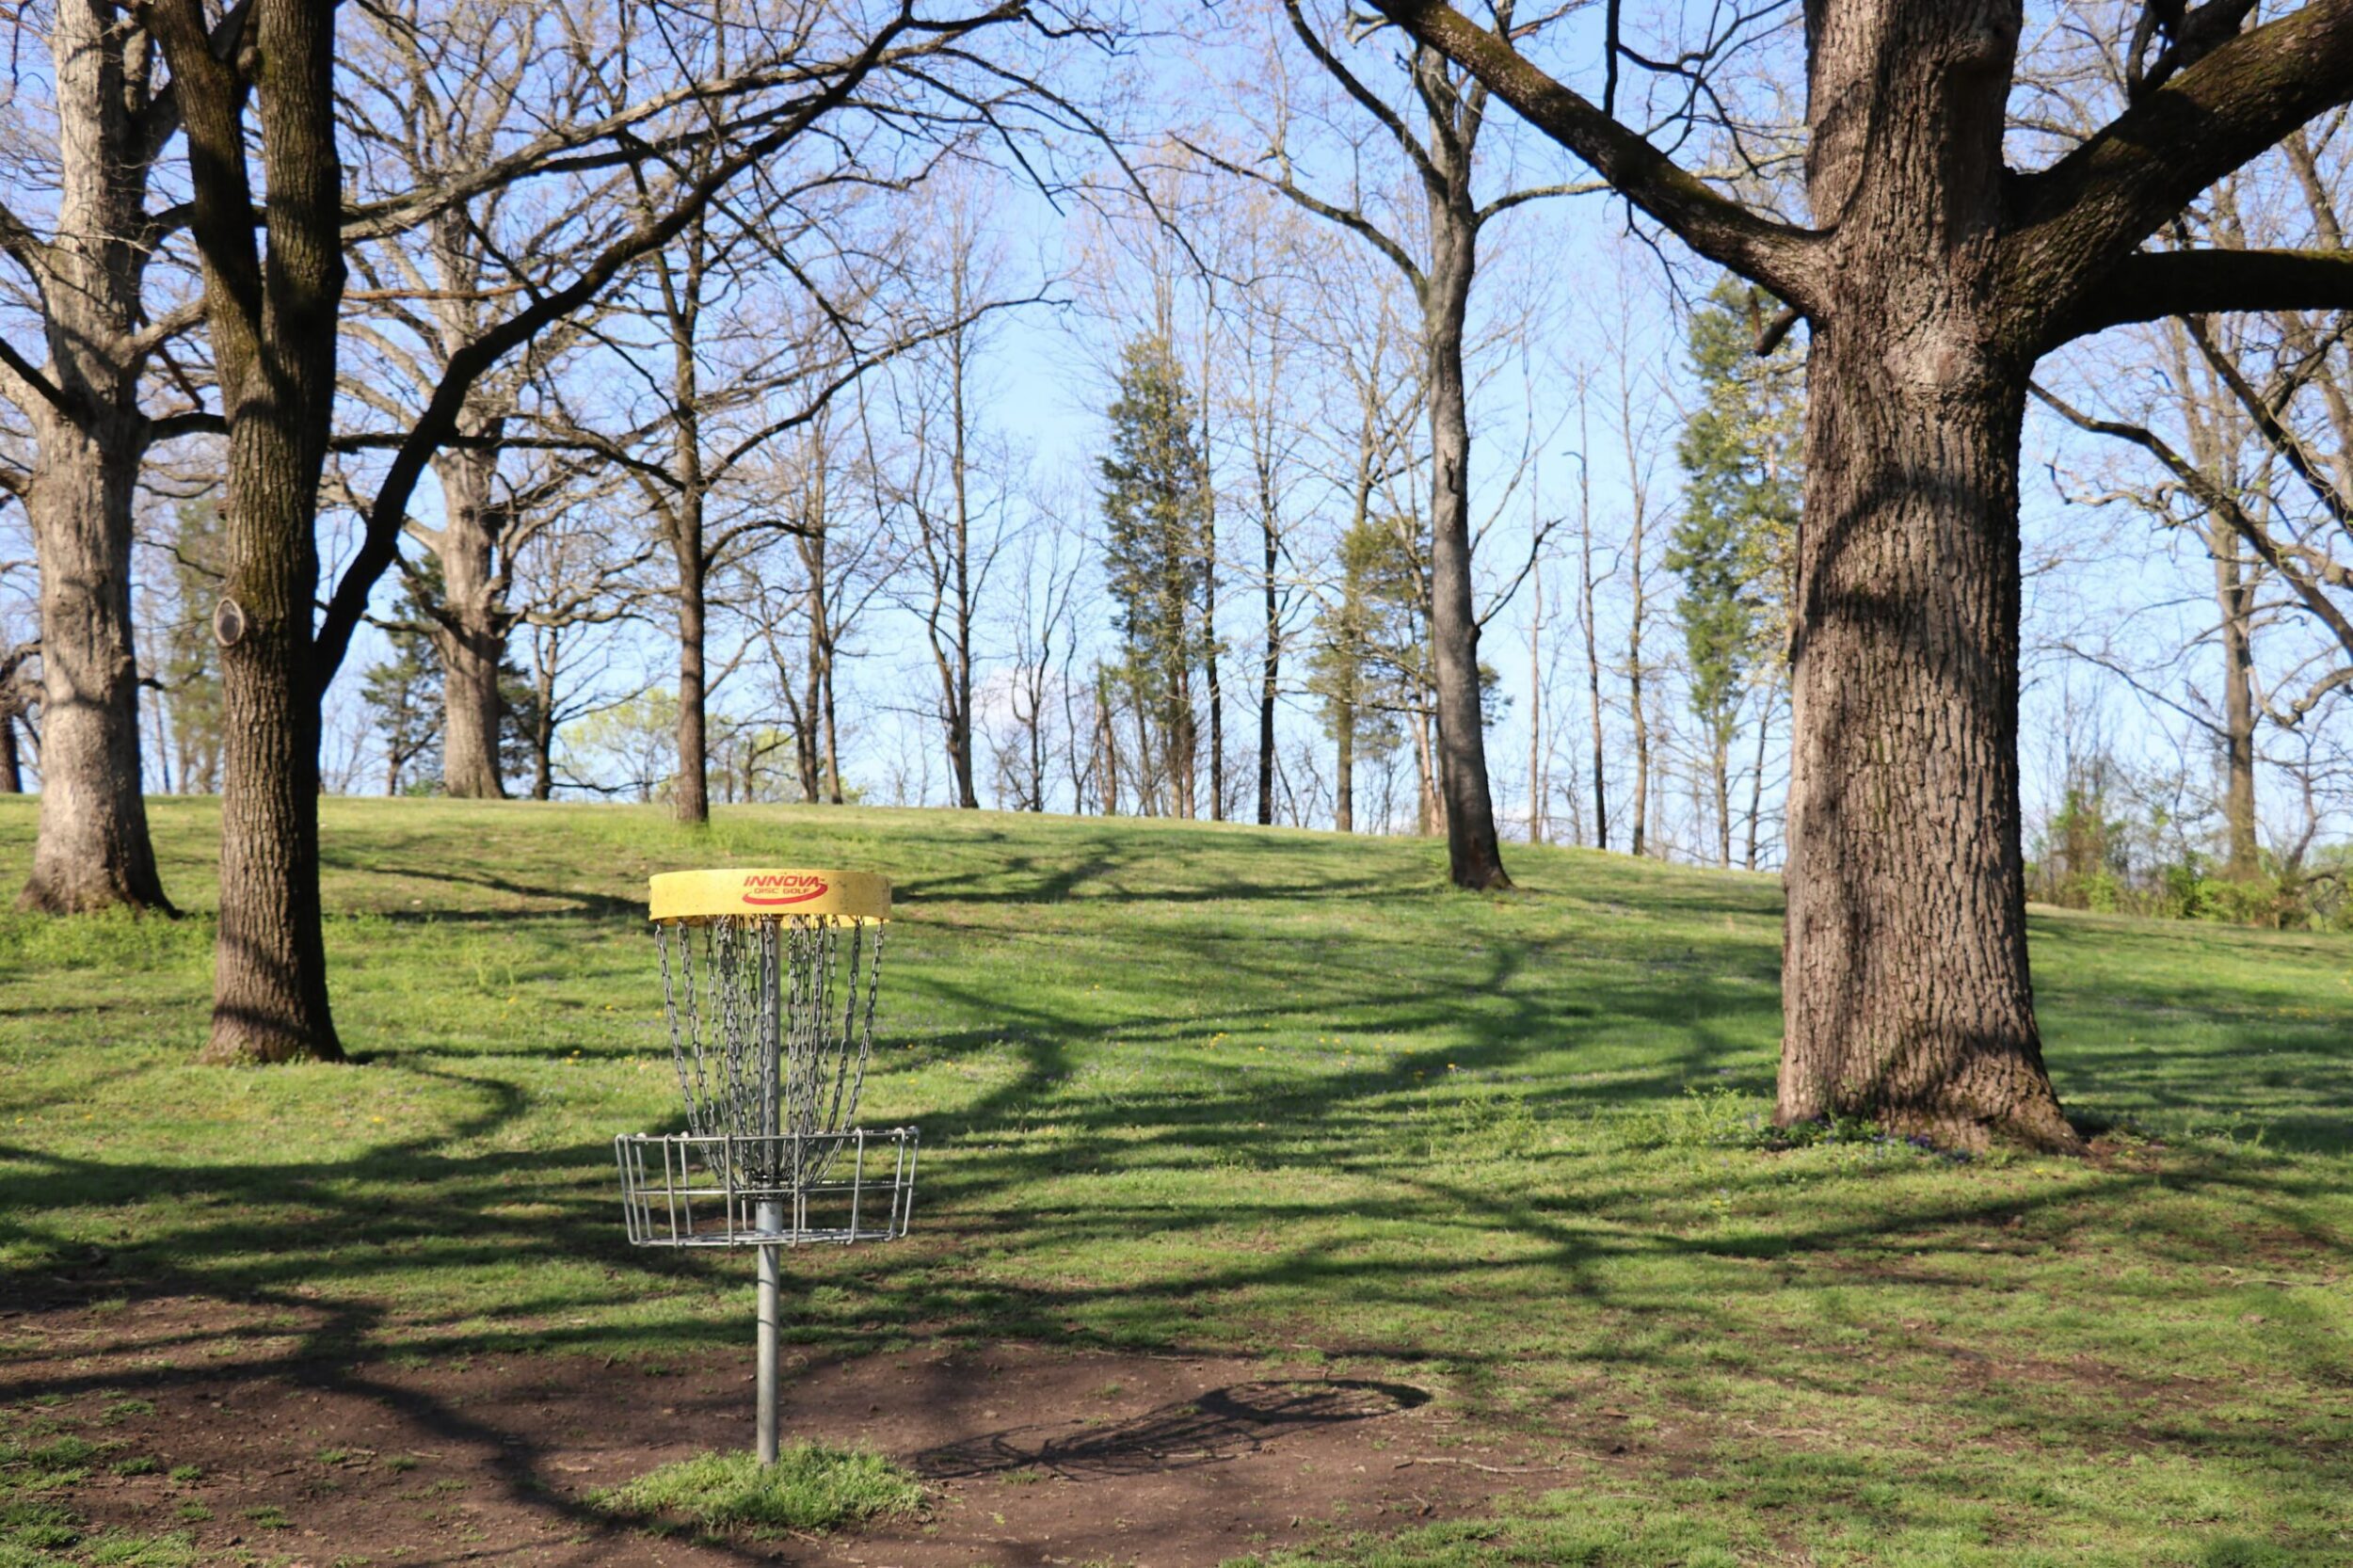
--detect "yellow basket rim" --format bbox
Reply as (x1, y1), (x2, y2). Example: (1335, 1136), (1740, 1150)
(648, 868), (891, 923)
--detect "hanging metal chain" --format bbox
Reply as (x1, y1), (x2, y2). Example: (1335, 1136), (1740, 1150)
(653, 908), (888, 1190)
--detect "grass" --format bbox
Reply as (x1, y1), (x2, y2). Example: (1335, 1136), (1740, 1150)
(2, 795), (2350, 1566)
(590, 1445), (924, 1537)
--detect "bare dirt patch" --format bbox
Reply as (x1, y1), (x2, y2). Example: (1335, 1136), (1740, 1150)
(3, 1294), (1550, 1566)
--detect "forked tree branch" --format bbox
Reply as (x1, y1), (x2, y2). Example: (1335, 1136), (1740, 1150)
(2009, 0), (2353, 325)
(2032, 380), (2353, 668)
(310, 0), (1025, 692)
(1358, 0), (1822, 307)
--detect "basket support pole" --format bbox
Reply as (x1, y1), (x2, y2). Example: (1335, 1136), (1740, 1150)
(755, 1200), (781, 1464)
(755, 920), (785, 1465)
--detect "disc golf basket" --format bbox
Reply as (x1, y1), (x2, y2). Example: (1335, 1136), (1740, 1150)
(615, 868), (916, 1463)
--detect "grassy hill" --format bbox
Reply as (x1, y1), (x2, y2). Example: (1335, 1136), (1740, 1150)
(1, 796), (2348, 1565)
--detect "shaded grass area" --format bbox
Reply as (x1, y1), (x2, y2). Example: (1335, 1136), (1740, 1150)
(2, 795), (2350, 1566)
(589, 1445), (923, 1539)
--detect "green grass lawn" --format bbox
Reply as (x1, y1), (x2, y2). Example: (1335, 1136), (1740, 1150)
(1, 795), (2348, 1566)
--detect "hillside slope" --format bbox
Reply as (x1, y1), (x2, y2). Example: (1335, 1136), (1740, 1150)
(1, 797), (2347, 1564)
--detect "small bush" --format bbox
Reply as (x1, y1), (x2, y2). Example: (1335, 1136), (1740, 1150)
(592, 1445), (922, 1538)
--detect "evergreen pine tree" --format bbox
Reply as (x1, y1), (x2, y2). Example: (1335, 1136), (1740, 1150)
(363, 563), (447, 794)
(1098, 334), (1210, 815)
(162, 501), (229, 793)
(1669, 276), (1802, 864)
(1308, 520), (1415, 828)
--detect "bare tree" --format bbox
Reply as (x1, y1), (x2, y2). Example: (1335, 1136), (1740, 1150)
(988, 504), (1085, 809)
(1198, 184), (1325, 826)
(2038, 134), (2353, 881)
(335, 0), (648, 799)
(0, 0), (216, 911)
(1369, 0), (2353, 1147)
(1186, 0), (1596, 886)
(1606, 321), (1669, 858)
(749, 409), (892, 804)
(1304, 259), (1423, 833)
(159, 0), (1046, 1062)
(873, 177), (1029, 808)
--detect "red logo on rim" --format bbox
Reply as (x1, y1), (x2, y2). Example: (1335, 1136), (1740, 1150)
(741, 872), (829, 906)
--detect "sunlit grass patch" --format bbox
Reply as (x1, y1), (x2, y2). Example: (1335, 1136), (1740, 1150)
(590, 1445), (923, 1538)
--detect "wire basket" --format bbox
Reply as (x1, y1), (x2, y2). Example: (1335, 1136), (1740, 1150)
(616, 1128), (918, 1248)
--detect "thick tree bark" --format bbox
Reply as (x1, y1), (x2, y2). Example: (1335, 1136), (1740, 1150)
(14, 0), (173, 916)
(20, 412), (173, 913)
(1782, 328), (2070, 1148)
(1773, 1), (2071, 1150)
(153, 0), (350, 1064)
(429, 444), (511, 799)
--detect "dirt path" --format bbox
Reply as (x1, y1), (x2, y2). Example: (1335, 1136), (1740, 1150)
(3, 1295), (1554, 1566)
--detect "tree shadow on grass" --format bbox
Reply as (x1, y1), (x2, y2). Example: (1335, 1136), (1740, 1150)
(2, 858), (2349, 1557)
(911, 1378), (1431, 1480)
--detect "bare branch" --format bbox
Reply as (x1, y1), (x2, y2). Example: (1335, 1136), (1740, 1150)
(2010, 0), (2353, 328)
(1360, 0), (1822, 306)
(2054, 246), (2353, 344)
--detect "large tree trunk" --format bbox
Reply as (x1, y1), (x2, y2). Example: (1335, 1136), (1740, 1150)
(430, 445), (510, 799)
(149, 0), (349, 1063)
(1423, 202), (1510, 888)
(1779, 317), (2072, 1151)
(20, 415), (174, 913)
(1774, 0), (2075, 1152)
(16, 0), (172, 916)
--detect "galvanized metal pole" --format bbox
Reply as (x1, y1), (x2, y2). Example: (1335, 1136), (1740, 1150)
(756, 1203), (780, 1464)
(756, 923), (784, 1465)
